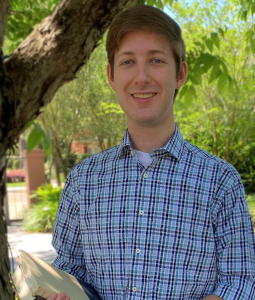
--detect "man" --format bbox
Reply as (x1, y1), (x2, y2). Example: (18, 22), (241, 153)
(48, 5), (255, 300)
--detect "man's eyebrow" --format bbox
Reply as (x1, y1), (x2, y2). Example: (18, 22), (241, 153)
(148, 49), (166, 55)
(116, 51), (134, 59)
(116, 49), (167, 59)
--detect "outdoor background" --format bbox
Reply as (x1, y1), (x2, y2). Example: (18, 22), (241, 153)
(3, 0), (255, 232)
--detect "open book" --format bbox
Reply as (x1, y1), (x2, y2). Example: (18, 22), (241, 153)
(11, 250), (102, 300)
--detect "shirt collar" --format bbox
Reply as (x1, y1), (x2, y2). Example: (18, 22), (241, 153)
(117, 124), (184, 162)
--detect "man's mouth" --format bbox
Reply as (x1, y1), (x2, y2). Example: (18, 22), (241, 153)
(132, 93), (156, 99)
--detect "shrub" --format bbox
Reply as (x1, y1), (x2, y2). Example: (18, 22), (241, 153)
(13, 159), (20, 170)
(246, 194), (255, 227)
(22, 184), (62, 233)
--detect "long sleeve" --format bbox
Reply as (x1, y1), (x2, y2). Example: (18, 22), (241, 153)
(212, 179), (255, 299)
(51, 169), (88, 281)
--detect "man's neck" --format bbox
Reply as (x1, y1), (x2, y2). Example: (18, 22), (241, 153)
(127, 120), (175, 153)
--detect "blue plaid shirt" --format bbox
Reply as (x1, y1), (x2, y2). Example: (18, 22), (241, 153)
(52, 125), (255, 299)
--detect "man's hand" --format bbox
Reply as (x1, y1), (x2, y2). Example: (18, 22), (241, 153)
(201, 295), (223, 300)
(47, 292), (70, 300)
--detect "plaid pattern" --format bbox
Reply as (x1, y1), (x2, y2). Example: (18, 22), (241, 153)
(52, 125), (255, 300)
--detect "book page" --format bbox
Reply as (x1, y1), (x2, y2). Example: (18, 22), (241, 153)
(12, 267), (34, 300)
(17, 250), (90, 299)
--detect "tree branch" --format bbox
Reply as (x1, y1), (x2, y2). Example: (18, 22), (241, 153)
(0, 0), (11, 48)
(1, 0), (135, 158)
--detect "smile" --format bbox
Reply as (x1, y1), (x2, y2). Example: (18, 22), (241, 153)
(132, 93), (156, 99)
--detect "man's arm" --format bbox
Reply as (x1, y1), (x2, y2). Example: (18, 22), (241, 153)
(210, 177), (255, 299)
(51, 170), (87, 279)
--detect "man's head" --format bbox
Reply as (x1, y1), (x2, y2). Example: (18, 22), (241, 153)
(105, 5), (187, 130)
(106, 5), (186, 82)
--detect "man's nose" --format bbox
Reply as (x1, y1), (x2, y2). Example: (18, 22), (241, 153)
(134, 63), (151, 85)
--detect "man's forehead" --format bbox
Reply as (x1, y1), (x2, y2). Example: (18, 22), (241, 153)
(114, 31), (171, 59)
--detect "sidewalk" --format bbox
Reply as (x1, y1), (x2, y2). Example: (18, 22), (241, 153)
(7, 221), (57, 272)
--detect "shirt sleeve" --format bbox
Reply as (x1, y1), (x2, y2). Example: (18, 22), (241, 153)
(212, 178), (255, 299)
(51, 169), (87, 281)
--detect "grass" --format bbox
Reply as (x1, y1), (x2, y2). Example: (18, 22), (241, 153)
(246, 194), (255, 227)
(7, 182), (26, 187)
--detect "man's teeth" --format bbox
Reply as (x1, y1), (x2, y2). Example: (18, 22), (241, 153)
(133, 93), (155, 99)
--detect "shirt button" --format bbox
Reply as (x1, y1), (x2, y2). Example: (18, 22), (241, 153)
(130, 150), (134, 156)
(139, 210), (144, 215)
(132, 287), (137, 292)
(143, 173), (148, 178)
(136, 249), (140, 253)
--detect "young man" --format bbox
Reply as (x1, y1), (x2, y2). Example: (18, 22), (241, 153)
(48, 5), (255, 300)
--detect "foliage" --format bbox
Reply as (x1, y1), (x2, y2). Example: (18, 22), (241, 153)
(36, 41), (126, 184)
(72, 41), (127, 151)
(172, 0), (255, 193)
(246, 194), (255, 227)
(5, 0), (61, 53)
(25, 121), (52, 158)
(22, 184), (62, 232)
(3, 0), (254, 192)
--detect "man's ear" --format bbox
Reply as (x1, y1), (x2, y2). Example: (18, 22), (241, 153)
(107, 64), (115, 91)
(176, 61), (188, 90)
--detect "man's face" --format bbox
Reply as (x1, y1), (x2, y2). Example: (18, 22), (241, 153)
(107, 31), (187, 129)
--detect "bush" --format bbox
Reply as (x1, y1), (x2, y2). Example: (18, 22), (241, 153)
(246, 194), (255, 227)
(22, 184), (62, 233)
(13, 159), (20, 170)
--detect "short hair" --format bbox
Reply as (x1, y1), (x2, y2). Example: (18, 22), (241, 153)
(106, 5), (186, 80)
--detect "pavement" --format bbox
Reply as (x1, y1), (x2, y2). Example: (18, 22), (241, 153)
(7, 221), (57, 273)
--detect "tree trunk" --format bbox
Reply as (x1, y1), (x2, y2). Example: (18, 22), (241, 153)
(0, 0), (136, 298)
(0, 156), (13, 300)
(0, 42), (14, 299)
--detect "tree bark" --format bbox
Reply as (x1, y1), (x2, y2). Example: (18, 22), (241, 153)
(0, 43), (13, 299)
(1, 0), (135, 159)
(0, 0), (136, 299)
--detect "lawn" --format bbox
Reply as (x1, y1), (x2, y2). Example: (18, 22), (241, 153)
(246, 194), (255, 227)
(7, 182), (26, 187)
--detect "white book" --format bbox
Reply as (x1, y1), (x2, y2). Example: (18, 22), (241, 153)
(11, 250), (95, 300)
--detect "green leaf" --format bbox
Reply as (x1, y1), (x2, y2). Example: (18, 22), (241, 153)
(241, 9), (248, 21)
(217, 74), (228, 93)
(27, 123), (43, 153)
(147, 0), (155, 6)
(227, 76), (234, 93)
(211, 32), (220, 49)
(156, 0), (164, 10)
(184, 92), (192, 107)
(218, 28), (225, 38)
(252, 3), (255, 14)
(42, 132), (52, 158)
(209, 64), (219, 83)
(189, 85), (197, 100)
(178, 84), (188, 99)
(198, 53), (214, 73)
(188, 74), (200, 85)
(25, 120), (34, 130)
(205, 39), (213, 53)
(163, 0), (173, 5)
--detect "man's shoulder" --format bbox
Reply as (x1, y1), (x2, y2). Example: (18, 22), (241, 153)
(71, 145), (120, 175)
(183, 140), (240, 181)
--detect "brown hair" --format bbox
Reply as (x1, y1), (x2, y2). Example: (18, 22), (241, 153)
(106, 5), (186, 81)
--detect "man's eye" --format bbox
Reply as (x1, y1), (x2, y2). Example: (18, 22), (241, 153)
(122, 60), (132, 65)
(153, 59), (163, 63)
